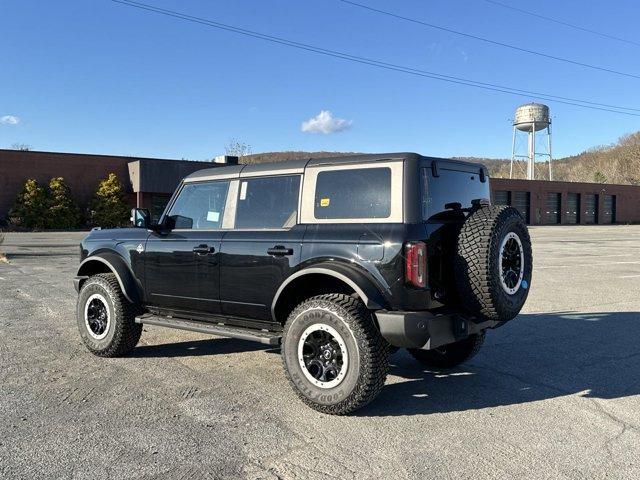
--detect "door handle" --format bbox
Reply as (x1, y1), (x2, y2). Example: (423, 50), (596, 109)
(193, 244), (215, 255)
(267, 245), (294, 256)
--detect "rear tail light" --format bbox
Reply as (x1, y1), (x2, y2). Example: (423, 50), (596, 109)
(405, 241), (427, 288)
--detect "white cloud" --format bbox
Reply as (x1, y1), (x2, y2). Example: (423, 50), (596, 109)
(1, 115), (20, 125)
(301, 110), (352, 134)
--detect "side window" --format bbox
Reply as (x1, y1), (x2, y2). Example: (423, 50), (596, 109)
(235, 175), (301, 229)
(166, 181), (229, 230)
(314, 167), (391, 219)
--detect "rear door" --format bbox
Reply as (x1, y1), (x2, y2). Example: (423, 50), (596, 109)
(145, 180), (230, 314)
(219, 175), (304, 321)
(421, 163), (490, 299)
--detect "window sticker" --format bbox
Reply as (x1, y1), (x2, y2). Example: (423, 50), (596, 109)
(320, 198), (330, 207)
(207, 211), (220, 222)
(239, 181), (248, 200)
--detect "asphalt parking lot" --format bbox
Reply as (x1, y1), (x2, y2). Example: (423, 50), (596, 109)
(1, 226), (639, 479)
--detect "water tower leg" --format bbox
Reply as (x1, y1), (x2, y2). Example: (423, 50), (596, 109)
(547, 124), (553, 181)
(510, 126), (516, 179)
(527, 122), (535, 180)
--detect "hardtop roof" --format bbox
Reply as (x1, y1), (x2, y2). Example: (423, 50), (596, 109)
(183, 152), (485, 181)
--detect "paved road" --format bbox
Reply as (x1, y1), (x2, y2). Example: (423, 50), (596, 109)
(1, 227), (639, 479)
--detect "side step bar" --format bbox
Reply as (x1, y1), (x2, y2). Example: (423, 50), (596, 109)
(135, 314), (281, 346)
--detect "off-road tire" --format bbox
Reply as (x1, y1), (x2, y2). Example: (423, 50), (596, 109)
(455, 205), (532, 321)
(408, 332), (485, 368)
(281, 294), (389, 415)
(76, 273), (142, 357)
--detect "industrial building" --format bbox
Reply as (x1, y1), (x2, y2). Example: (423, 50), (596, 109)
(0, 149), (230, 222)
(494, 103), (640, 225)
(490, 178), (639, 225)
(1, 148), (639, 226)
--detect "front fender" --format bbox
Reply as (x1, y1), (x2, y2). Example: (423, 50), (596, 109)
(76, 252), (142, 304)
(271, 262), (389, 321)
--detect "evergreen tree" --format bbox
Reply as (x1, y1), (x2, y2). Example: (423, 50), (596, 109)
(90, 173), (130, 228)
(47, 177), (81, 229)
(10, 179), (49, 229)
(593, 170), (607, 184)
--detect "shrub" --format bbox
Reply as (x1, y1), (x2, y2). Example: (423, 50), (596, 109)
(9, 179), (49, 229)
(90, 173), (131, 228)
(593, 170), (607, 184)
(47, 177), (81, 229)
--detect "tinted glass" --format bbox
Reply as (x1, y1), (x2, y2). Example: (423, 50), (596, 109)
(167, 181), (229, 230)
(235, 175), (301, 229)
(151, 194), (171, 222)
(422, 167), (489, 220)
(314, 167), (391, 219)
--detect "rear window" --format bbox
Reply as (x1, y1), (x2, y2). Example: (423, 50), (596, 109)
(314, 167), (391, 219)
(421, 167), (489, 220)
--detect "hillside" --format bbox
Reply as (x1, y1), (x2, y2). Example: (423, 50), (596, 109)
(242, 151), (358, 164)
(460, 131), (640, 185)
(240, 131), (640, 185)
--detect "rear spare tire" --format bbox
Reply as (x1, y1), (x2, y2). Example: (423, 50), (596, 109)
(455, 205), (532, 321)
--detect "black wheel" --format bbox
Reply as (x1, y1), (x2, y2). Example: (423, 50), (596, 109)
(455, 205), (532, 321)
(76, 273), (142, 357)
(408, 332), (485, 368)
(281, 294), (389, 415)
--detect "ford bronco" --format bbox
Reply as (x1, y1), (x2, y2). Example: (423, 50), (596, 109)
(74, 153), (532, 414)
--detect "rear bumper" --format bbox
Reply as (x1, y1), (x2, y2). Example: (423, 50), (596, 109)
(375, 310), (500, 350)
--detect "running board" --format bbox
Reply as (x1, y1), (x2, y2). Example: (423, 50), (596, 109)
(135, 314), (281, 346)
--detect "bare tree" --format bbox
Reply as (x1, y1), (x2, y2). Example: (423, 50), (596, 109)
(11, 143), (30, 151)
(225, 139), (252, 158)
(0, 230), (5, 263)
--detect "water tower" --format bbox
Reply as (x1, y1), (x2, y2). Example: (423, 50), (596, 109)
(510, 103), (553, 180)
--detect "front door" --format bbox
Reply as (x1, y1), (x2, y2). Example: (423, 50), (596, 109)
(219, 175), (304, 321)
(145, 180), (230, 315)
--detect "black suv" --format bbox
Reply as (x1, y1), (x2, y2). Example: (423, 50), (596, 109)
(74, 153), (532, 414)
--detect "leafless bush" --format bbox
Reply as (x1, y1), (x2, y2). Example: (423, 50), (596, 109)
(0, 231), (6, 263)
(225, 139), (252, 159)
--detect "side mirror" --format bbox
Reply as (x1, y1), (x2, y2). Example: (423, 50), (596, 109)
(131, 208), (151, 228)
(163, 215), (177, 231)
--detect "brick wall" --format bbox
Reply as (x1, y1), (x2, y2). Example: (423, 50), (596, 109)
(0, 150), (141, 219)
(490, 178), (640, 224)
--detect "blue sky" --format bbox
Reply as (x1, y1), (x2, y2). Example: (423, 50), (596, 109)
(1, 0), (639, 160)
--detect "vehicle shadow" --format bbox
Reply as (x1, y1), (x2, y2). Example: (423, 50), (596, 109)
(357, 311), (640, 417)
(130, 337), (270, 358)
